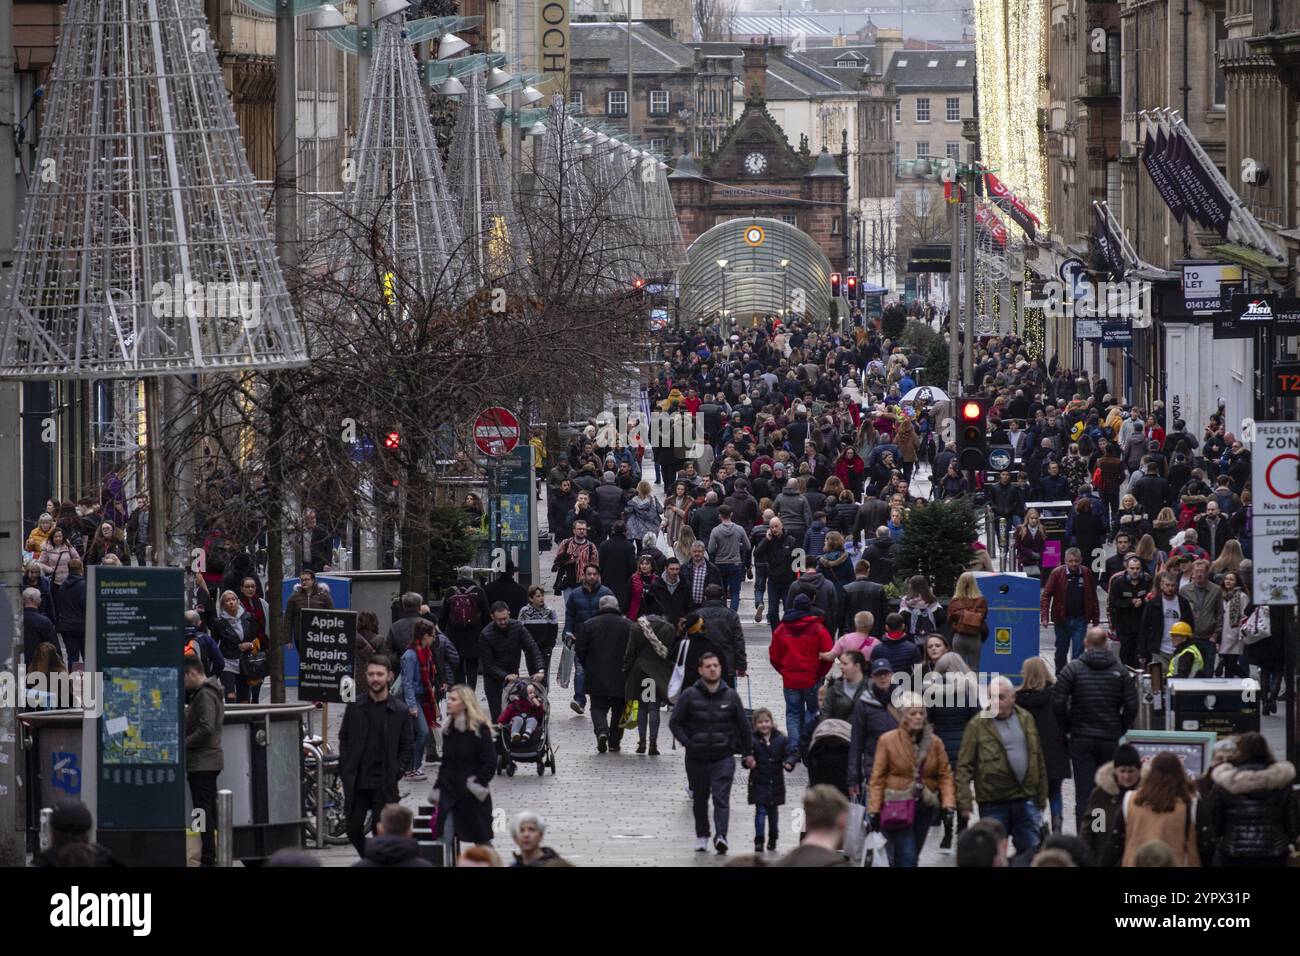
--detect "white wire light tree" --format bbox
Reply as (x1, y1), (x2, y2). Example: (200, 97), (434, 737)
(445, 69), (526, 283)
(324, 19), (468, 306)
(0, 0), (305, 378)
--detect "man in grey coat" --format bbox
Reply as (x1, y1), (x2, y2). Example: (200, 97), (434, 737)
(707, 503), (752, 612)
(184, 657), (225, 866)
(775, 479), (813, 545)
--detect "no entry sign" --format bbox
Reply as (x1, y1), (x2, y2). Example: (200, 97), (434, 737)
(1251, 421), (1300, 606)
(474, 406), (521, 457)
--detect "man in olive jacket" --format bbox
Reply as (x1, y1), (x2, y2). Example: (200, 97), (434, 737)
(956, 676), (1049, 859)
(184, 657), (225, 866)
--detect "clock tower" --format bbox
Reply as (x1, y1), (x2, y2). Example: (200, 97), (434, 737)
(668, 43), (849, 272)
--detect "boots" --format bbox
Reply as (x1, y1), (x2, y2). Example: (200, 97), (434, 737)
(755, 837), (765, 853)
(767, 834), (778, 852)
(1052, 813), (1064, 836)
(940, 812), (954, 849)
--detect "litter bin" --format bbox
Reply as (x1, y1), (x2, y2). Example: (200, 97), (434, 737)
(1167, 678), (1260, 735)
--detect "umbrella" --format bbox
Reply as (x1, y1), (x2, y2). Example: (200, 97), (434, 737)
(901, 386), (949, 405)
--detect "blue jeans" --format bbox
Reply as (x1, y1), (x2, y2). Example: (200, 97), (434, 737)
(718, 563), (744, 611)
(1049, 778), (1063, 822)
(409, 705), (429, 773)
(753, 567), (768, 607)
(782, 685), (819, 761)
(885, 803), (934, 868)
(754, 804), (780, 842)
(978, 799), (1042, 858)
(574, 659), (586, 707)
(1053, 617), (1086, 674)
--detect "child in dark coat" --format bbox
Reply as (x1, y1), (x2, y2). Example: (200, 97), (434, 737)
(747, 708), (791, 854)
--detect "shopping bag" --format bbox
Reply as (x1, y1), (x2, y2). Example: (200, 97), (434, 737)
(843, 800), (869, 864)
(864, 830), (890, 868)
(667, 638), (691, 704)
(557, 636), (575, 689)
(743, 675), (754, 724)
(619, 700), (639, 730)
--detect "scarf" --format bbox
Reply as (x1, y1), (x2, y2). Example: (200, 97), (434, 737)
(637, 617), (670, 658)
(240, 595), (267, 645)
(415, 642), (439, 728)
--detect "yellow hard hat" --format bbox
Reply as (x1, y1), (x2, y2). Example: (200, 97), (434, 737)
(1170, 621), (1193, 639)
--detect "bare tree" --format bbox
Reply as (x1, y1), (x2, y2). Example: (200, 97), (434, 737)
(695, 0), (738, 42)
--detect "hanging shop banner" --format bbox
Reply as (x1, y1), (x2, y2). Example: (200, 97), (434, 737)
(1182, 263), (1242, 312)
(1230, 292), (1276, 326)
(1143, 120), (1233, 238)
(983, 167), (1042, 239)
(1076, 319), (1104, 341)
(538, 0), (570, 96)
(1100, 320), (1132, 349)
(1092, 203), (1127, 279)
(1143, 127), (1187, 223)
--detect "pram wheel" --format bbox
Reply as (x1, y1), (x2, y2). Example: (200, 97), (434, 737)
(537, 760), (545, 775)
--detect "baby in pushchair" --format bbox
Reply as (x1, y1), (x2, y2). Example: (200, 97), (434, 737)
(498, 679), (545, 746)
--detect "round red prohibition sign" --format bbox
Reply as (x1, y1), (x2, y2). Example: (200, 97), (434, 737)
(1264, 452), (1300, 500)
(473, 406), (520, 458)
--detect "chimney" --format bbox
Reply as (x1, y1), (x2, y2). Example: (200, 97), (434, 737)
(742, 44), (768, 104)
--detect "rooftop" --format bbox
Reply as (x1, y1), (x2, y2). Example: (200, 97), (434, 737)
(885, 49), (975, 91)
(570, 21), (696, 73)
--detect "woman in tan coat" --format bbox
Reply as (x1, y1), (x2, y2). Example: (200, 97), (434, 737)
(868, 692), (956, 867)
(1120, 752), (1202, 866)
(894, 416), (920, 486)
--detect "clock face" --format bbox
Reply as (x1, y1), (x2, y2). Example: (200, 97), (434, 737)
(744, 152), (768, 175)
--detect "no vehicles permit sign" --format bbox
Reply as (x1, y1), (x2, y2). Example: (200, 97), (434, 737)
(1251, 421), (1299, 606)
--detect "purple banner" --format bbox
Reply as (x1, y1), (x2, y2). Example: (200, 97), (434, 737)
(1143, 128), (1186, 223)
(1092, 204), (1126, 278)
(1173, 130), (1232, 238)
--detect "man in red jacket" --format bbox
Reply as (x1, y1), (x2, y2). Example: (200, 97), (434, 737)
(769, 593), (833, 762)
(1040, 547), (1099, 673)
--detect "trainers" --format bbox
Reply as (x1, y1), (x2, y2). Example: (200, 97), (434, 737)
(406, 769), (426, 780)
(570, 700), (585, 716)
(754, 603), (765, 623)
(714, 835), (728, 855)
(695, 837), (709, 852)
(597, 734), (608, 753)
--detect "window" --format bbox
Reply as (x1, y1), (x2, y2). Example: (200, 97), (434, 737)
(1212, 11), (1226, 108)
(649, 90), (669, 115)
(782, 214), (797, 225)
(954, 59), (967, 67)
(896, 58), (908, 67)
(895, 100), (901, 122)
(831, 216), (842, 235)
(946, 141), (961, 161)
(895, 142), (901, 170)
(569, 91), (584, 110)
(1106, 161), (1122, 212)
(608, 90), (627, 116)
(650, 138), (666, 152)
(927, 59), (939, 68)
(916, 141), (930, 159)
(1107, 32), (1121, 93)
(916, 97), (930, 122)
(946, 97), (961, 122)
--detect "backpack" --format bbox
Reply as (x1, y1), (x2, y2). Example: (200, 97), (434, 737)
(446, 586), (479, 630)
(184, 635), (217, 678)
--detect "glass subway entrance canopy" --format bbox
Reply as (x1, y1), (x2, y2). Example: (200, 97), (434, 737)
(679, 217), (832, 326)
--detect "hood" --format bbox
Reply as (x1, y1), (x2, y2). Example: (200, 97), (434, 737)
(778, 612), (827, 632)
(799, 571), (826, 586)
(1210, 760), (1296, 795)
(1081, 648), (1117, 670)
(363, 835), (423, 865)
(1015, 686), (1052, 709)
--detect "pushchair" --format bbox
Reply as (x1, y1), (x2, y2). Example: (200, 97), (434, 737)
(496, 677), (557, 777)
(805, 718), (852, 796)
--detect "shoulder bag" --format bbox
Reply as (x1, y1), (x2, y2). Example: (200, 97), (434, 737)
(879, 746), (925, 831)
(666, 638), (691, 704)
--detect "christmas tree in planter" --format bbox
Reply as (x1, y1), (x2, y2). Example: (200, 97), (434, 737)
(894, 498), (978, 597)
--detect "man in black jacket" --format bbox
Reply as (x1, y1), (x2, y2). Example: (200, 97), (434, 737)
(53, 561), (87, 667)
(839, 561), (887, 637)
(987, 471), (1026, 548)
(862, 527), (897, 585)
(339, 655), (413, 857)
(22, 587), (57, 667)
(1138, 572), (1194, 668)
(1051, 627), (1138, 829)
(438, 569), (489, 691)
(646, 558), (691, 630)
(1131, 463), (1170, 523)
(669, 651), (754, 854)
(575, 596), (633, 753)
(478, 603), (546, 720)
(352, 804), (433, 868)
(754, 516), (799, 629)
(695, 585), (748, 686)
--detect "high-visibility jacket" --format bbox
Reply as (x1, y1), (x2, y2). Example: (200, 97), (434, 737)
(1167, 642), (1203, 679)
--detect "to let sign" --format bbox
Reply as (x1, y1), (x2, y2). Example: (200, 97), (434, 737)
(299, 608), (357, 704)
(1250, 421), (1300, 606)
(474, 406), (521, 457)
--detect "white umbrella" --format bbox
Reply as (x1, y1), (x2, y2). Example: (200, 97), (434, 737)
(901, 386), (949, 405)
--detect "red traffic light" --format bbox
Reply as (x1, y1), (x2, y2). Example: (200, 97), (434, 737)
(847, 275), (858, 288)
(831, 273), (842, 296)
(383, 430), (401, 450)
(961, 401), (982, 421)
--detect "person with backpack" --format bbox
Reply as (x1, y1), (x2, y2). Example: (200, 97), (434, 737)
(183, 610), (224, 679)
(439, 567), (489, 692)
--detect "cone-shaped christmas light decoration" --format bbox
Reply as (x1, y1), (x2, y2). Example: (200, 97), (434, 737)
(326, 20), (467, 302)
(446, 69), (526, 283)
(0, 0), (305, 378)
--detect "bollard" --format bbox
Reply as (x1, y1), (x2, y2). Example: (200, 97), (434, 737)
(216, 789), (234, 867)
(39, 807), (53, 853)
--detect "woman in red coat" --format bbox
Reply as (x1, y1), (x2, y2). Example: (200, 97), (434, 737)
(834, 447), (866, 498)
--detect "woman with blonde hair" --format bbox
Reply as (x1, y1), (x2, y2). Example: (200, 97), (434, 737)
(1016, 509), (1046, 574)
(1151, 506), (1179, 553)
(1114, 494), (1150, 541)
(673, 523), (697, 565)
(946, 572), (988, 670)
(1015, 657), (1070, 835)
(1133, 533), (1165, 577)
(1119, 752), (1201, 866)
(432, 685), (498, 849)
(867, 691), (956, 867)
(1209, 539), (1244, 582)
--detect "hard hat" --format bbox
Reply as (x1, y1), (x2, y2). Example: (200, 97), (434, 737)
(1169, 621), (1193, 639)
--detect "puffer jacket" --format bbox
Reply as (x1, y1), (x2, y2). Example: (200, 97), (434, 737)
(846, 691), (899, 790)
(1052, 648), (1138, 741)
(747, 730), (790, 806)
(925, 674), (981, 767)
(669, 678), (753, 761)
(954, 705), (1049, 813)
(1207, 760), (1300, 863)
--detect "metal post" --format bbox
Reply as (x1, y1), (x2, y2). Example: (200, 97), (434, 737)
(0, 0), (26, 867)
(964, 145), (976, 391)
(357, 0), (372, 106)
(510, 0), (521, 194)
(947, 193), (960, 400)
(626, 0), (635, 139)
(216, 789), (234, 867)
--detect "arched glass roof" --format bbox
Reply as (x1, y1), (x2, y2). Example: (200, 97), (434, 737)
(679, 217), (832, 325)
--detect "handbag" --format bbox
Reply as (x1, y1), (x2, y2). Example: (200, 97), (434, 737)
(557, 635), (575, 689)
(1241, 606), (1271, 644)
(953, 604), (986, 635)
(879, 751), (926, 831)
(240, 650), (269, 681)
(619, 700), (639, 730)
(666, 637), (691, 704)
